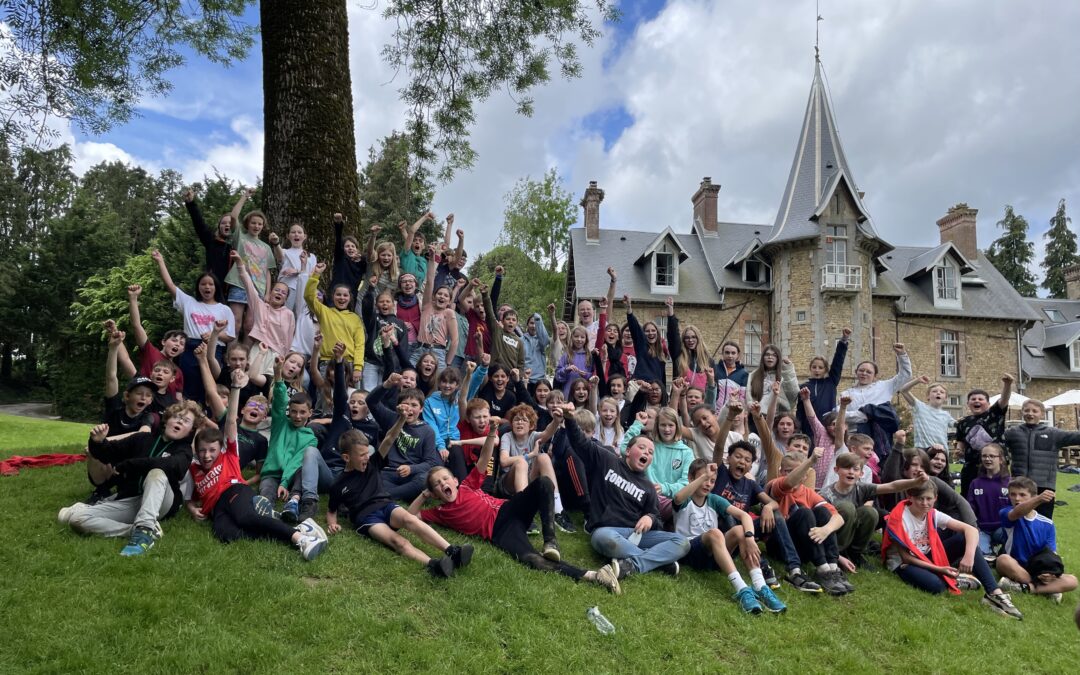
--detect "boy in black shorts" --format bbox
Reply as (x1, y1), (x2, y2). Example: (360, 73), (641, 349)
(326, 417), (471, 578)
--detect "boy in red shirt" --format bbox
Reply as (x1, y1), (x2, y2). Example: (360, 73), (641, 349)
(186, 370), (327, 561)
(408, 424), (620, 594)
(766, 448), (849, 595)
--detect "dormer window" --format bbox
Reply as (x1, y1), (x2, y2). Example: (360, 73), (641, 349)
(933, 260), (961, 309)
(742, 257), (771, 285)
(650, 242), (678, 293)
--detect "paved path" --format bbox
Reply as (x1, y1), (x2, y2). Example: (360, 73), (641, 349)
(0, 402), (60, 420)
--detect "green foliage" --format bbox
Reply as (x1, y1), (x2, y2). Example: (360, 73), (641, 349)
(0, 0), (255, 144)
(500, 168), (576, 272)
(468, 244), (565, 323)
(358, 131), (440, 252)
(985, 205), (1037, 296)
(0, 438), (1079, 671)
(382, 0), (618, 179)
(1041, 199), (1077, 298)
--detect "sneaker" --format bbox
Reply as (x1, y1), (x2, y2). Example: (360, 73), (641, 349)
(983, 554), (998, 565)
(57, 504), (83, 525)
(734, 586), (763, 614)
(817, 570), (848, 596)
(755, 585), (787, 613)
(982, 592), (1023, 620)
(426, 555), (454, 578)
(120, 526), (157, 557)
(297, 518), (328, 542)
(281, 499), (300, 524)
(298, 497), (319, 522)
(1048, 592), (1063, 604)
(526, 519), (540, 536)
(657, 561), (680, 577)
(837, 570), (855, 593)
(297, 534), (327, 561)
(760, 560), (781, 589)
(553, 511), (576, 533)
(447, 544), (474, 570)
(612, 557), (638, 580)
(542, 539), (561, 562)
(996, 576), (1026, 594)
(786, 570), (823, 593)
(251, 495), (274, 518)
(956, 574), (982, 591)
(593, 563), (622, 595)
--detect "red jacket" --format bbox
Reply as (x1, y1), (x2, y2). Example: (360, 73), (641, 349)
(881, 500), (959, 594)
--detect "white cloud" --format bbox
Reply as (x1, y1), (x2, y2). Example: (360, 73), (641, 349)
(70, 140), (155, 175)
(53, 0), (1080, 296)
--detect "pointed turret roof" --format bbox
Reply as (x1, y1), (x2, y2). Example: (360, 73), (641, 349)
(765, 61), (889, 254)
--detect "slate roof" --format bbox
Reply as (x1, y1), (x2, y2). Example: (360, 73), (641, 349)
(765, 62), (889, 256)
(904, 242), (974, 278)
(1021, 298), (1080, 380)
(568, 223), (771, 305)
(874, 247), (1042, 322)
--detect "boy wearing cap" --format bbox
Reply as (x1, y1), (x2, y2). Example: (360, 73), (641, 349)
(89, 326), (160, 503)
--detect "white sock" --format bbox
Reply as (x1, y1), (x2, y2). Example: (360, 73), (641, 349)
(289, 495), (300, 503)
(749, 568), (766, 591)
(728, 572), (748, 593)
(553, 491), (564, 514)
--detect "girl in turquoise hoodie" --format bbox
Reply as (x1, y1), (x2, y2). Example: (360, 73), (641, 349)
(621, 407), (694, 525)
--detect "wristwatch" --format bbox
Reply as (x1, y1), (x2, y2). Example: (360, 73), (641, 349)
(744, 531), (755, 538)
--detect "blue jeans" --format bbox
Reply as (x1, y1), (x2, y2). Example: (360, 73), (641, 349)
(299, 447), (336, 501)
(754, 512), (803, 571)
(978, 528), (1006, 556)
(590, 527), (690, 574)
(895, 533), (1000, 594)
(413, 345), (447, 371)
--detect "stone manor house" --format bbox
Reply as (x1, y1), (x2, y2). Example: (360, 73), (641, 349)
(563, 62), (1080, 428)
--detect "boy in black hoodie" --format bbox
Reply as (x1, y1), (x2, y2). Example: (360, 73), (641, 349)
(367, 376), (441, 501)
(59, 400), (204, 556)
(556, 403), (690, 580)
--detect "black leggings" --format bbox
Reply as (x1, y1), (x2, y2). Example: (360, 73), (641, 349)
(490, 477), (585, 580)
(212, 484), (297, 545)
(786, 505), (840, 567)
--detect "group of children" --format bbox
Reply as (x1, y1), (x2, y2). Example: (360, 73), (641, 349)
(56, 191), (1076, 620)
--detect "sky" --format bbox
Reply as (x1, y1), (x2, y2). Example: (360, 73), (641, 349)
(56, 0), (1080, 290)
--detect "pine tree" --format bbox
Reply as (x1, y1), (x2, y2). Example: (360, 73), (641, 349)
(1041, 199), (1077, 298)
(985, 204), (1037, 296)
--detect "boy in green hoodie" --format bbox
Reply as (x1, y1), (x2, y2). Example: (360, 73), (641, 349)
(259, 357), (318, 523)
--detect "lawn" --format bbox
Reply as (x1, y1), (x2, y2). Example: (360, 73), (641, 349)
(1, 415), (1077, 673)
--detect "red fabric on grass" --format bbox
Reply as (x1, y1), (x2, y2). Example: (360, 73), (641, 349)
(0, 453), (86, 476)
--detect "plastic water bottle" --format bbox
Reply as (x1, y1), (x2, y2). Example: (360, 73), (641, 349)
(587, 606), (616, 635)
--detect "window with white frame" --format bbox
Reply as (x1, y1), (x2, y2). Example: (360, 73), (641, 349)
(940, 329), (959, 377)
(934, 261), (960, 307)
(743, 320), (763, 367)
(651, 241), (678, 293)
(1045, 308), (1066, 323)
(1071, 342), (1080, 372)
(826, 225), (847, 267)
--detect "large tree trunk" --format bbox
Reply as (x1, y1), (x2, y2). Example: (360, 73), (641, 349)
(260, 0), (362, 263)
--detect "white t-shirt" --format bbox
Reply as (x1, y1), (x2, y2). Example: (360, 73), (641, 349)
(885, 507), (953, 571)
(173, 288), (235, 340)
(822, 445), (874, 489)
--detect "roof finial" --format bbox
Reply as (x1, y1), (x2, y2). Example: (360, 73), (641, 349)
(815, 0), (823, 62)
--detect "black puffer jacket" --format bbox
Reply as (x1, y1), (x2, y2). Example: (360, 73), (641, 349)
(1004, 423), (1080, 488)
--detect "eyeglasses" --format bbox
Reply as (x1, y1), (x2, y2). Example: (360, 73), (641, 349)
(245, 403), (268, 412)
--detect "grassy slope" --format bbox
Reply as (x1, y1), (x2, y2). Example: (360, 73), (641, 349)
(1, 416), (1077, 673)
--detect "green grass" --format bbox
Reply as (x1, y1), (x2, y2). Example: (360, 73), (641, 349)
(0, 413), (91, 454)
(1, 416), (1078, 673)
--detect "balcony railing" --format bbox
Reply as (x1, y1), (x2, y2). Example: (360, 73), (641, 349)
(821, 264), (862, 292)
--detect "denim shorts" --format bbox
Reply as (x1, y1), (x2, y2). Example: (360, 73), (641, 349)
(226, 284), (248, 304)
(356, 501), (401, 535)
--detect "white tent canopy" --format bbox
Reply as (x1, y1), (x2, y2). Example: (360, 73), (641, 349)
(989, 393), (1031, 407)
(1042, 390), (1080, 407)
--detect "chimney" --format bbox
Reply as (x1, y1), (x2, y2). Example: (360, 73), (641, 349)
(936, 203), (979, 261)
(1065, 264), (1080, 301)
(581, 180), (604, 243)
(692, 177), (721, 236)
